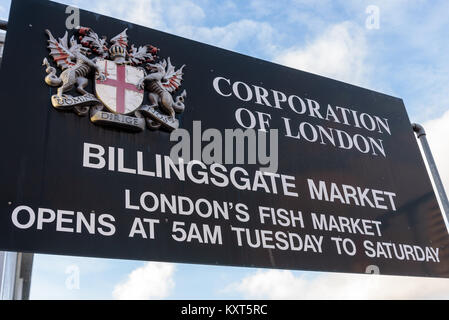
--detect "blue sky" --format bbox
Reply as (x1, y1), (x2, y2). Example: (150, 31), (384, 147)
(2, 0), (449, 299)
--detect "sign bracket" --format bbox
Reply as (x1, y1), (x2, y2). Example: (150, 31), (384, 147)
(413, 123), (449, 226)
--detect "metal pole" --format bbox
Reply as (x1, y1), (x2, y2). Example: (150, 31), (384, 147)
(412, 123), (449, 222)
(16, 253), (33, 300)
(0, 252), (18, 299)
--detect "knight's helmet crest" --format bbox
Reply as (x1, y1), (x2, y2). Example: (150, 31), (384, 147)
(109, 29), (129, 64)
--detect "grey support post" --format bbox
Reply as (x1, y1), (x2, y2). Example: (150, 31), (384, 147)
(0, 252), (18, 299)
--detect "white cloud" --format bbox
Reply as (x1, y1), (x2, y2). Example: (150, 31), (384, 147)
(166, 1), (206, 27)
(224, 269), (449, 300)
(177, 19), (276, 52)
(402, 63), (449, 122)
(112, 262), (175, 300)
(87, 0), (275, 53)
(92, 0), (165, 29)
(91, 0), (205, 30)
(275, 22), (369, 87)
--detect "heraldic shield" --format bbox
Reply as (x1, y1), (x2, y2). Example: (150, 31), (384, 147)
(95, 59), (144, 114)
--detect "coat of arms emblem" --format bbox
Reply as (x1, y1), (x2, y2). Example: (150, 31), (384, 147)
(42, 27), (187, 132)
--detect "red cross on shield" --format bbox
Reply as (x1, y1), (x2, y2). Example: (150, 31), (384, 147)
(95, 60), (144, 114)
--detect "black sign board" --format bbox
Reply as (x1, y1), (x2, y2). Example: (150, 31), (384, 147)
(1, 0), (448, 278)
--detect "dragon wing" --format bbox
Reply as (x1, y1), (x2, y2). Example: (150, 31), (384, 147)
(128, 45), (155, 66)
(161, 58), (185, 93)
(45, 29), (76, 70)
(78, 27), (109, 58)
